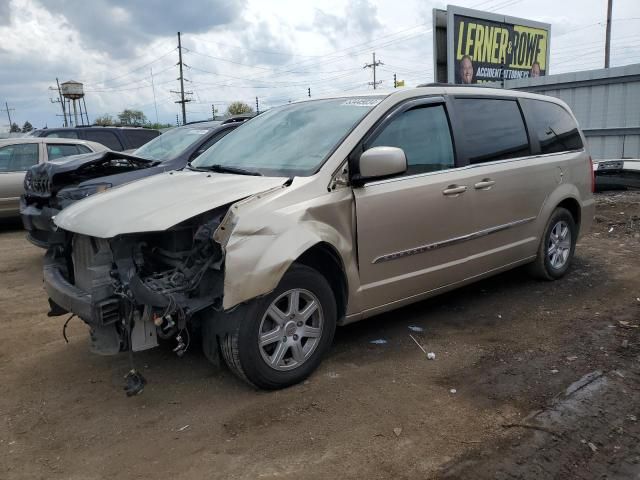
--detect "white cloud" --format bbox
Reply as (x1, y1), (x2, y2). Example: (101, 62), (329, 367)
(1, 0), (639, 130)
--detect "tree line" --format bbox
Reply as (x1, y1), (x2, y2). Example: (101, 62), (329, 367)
(9, 101), (255, 133)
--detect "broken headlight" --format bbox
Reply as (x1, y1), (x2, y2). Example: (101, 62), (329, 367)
(57, 183), (112, 201)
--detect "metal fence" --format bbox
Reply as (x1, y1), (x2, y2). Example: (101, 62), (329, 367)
(504, 63), (640, 160)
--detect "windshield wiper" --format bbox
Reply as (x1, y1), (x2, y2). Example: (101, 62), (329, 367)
(199, 164), (262, 176)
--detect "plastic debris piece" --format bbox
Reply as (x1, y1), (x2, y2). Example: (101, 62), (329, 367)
(450, 389), (457, 394)
(628, 415), (637, 422)
(409, 334), (427, 354)
(588, 442), (598, 452)
(327, 372), (340, 379)
(427, 352), (436, 360)
(370, 339), (387, 345)
(551, 369), (559, 374)
(393, 427), (402, 437)
(177, 425), (190, 432)
(608, 227), (614, 233)
(497, 314), (502, 319)
(408, 325), (424, 332)
(566, 356), (578, 361)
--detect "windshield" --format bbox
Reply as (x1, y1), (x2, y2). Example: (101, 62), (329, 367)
(133, 125), (218, 161)
(192, 97), (383, 176)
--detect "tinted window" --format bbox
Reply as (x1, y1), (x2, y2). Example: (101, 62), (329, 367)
(47, 144), (84, 160)
(123, 129), (160, 149)
(85, 131), (123, 151)
(369, 104), (454, 175)
(77, 144), (92, 154)
(45, 130), (78, 139)
(0, 143), (39, 171)
(456, 98), (530, 164)
(524, 99), (583, 154)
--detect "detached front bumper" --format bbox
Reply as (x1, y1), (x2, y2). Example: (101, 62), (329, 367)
(20, 197), (62, 248)
(43, 254), (121, 326)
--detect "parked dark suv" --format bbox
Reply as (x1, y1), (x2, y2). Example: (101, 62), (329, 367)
(29, 126), (160, 151)
(21, 118), (250, 247)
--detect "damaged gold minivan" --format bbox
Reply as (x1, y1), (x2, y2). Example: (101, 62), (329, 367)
(44, 86), (594, 392)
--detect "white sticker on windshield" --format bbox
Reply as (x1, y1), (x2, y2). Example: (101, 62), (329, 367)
(340, 98), (382, 107)
(188, 130), (209, 135)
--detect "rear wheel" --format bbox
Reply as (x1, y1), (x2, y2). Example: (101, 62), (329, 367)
(529, 207), (577, 280)
(220, 264), (337, 389)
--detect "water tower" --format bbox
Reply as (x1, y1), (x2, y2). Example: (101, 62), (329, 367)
(60, 80), (89, 126)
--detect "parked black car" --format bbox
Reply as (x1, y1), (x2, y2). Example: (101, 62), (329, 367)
(28, 126), (160, 151)
(21, 118), (249, 247)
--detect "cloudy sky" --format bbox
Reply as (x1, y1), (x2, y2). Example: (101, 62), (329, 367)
(1, 0), (639, 130)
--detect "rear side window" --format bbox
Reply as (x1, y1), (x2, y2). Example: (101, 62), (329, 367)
(523, 99), (583, 154)
(46, 144), (89, 160)
(123, 129), (160, 149)
(456, 98), (530, 164)
(368, 104), (455, 175)
(44, 130), (78, 139)
(84, 131), (123, 151)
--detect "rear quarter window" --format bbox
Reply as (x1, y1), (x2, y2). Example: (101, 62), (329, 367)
(522, 99), (584, 154)
(455, 97), (530, 164)
(84, 131), (123, 151)
(122, 129), (160, 149)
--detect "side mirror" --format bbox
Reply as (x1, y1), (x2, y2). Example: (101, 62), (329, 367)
(354, 146), (407, 185)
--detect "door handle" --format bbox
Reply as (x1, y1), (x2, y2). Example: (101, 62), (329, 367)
(442, 185), (467, 196)
(474, 179), (495, 190)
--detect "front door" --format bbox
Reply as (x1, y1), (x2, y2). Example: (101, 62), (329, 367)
(353, 100), (478, 310)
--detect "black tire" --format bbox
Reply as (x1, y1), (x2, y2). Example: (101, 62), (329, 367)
(529, 207), (577, 281)
(220, 263), (337, 390)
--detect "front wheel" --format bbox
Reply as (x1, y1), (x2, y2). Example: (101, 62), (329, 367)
(529, 207), (577, 280)
(220, 264), (337, 389)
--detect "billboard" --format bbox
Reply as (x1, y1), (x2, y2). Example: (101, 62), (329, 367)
(433, 5), (551, 84)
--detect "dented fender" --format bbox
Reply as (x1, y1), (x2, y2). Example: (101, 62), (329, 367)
(217, 187), (361, 313)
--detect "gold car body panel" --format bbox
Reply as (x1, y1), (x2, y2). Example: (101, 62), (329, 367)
(212, 87), (594, 322)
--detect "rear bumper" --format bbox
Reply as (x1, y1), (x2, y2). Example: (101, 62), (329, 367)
(43, 255), (121, 325)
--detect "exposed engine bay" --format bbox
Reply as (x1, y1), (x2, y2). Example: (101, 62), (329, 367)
(45, 205), (230, 394)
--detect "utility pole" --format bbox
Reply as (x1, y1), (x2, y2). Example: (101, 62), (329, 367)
(605, 0), (613, 68)
(256, 96), (259, 114)
(176, 114), (179, 126)
(2, 101), (15, 129)
(394, 73), (397, 88)
(211, 104), (216, 120)
(150, 68), (159, 124)
(364, 52), (383, 89)
(308, 87), (311, 97)
(172, 32), (191, 125)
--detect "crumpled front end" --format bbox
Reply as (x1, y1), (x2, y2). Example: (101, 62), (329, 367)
(44, 207), (228, 356)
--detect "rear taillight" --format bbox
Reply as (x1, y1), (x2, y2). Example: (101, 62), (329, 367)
(589, 156), (595, 193)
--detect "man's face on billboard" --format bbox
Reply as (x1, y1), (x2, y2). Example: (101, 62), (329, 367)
(460, 57), (473, 84)
(531, 63), (541, 77)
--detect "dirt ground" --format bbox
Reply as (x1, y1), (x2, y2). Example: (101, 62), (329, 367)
(1, 192), (639, 480)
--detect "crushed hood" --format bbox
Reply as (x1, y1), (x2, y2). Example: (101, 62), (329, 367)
(54, 170), (288, 238)
(27, 151), (157, 196)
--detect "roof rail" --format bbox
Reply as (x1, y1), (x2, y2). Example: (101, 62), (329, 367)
(417, 82), (502, 89)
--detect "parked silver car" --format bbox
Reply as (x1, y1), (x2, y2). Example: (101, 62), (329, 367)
(0, 138), (107, 218)
(44, 86), (594, 393)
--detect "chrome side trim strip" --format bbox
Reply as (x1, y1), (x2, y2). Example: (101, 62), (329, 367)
(372, 216), (536, 264)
